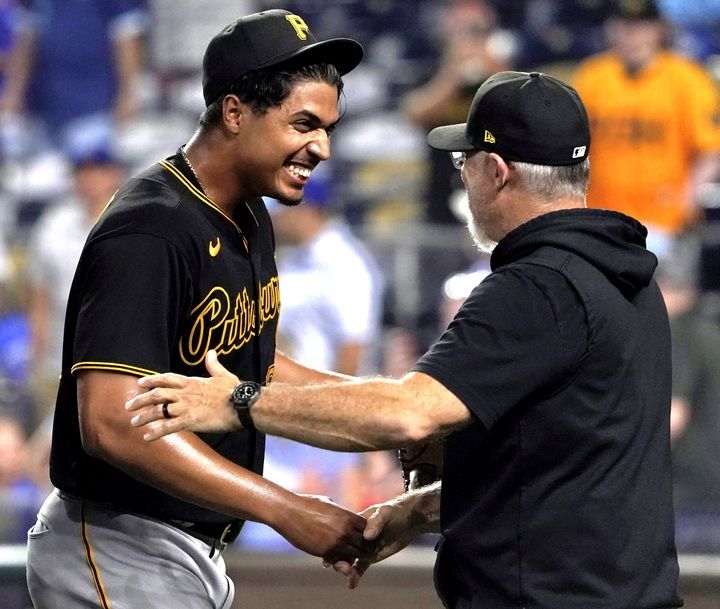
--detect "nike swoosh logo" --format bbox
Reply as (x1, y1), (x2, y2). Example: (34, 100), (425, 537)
(209, 237), (221, 257)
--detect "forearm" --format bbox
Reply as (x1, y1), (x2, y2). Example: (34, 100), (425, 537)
(254, 377), (434, 452)
(80, 370), (295, 527)
(400, 480), (442, 535)
(112, 34), (143, 119)
(96, 407), (373, 561)
(94, 421), (297, 528)
(0, 30), (34, 113)
(127, 354), (472, 449)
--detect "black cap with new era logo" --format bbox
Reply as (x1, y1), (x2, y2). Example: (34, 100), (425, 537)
(427, 71), (590, 166)
(202, 9), (364, 106)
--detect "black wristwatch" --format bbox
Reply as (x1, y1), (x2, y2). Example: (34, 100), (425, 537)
(229, 381), (261, 430)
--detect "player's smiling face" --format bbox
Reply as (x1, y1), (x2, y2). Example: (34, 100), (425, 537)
(238, 80), (340, 205)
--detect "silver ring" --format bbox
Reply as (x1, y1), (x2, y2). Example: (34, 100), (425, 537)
(162, 403), (171, 419)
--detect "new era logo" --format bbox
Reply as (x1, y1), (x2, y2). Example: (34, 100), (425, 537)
(572, 146), (586, 159)
(484, 130), (495, 144)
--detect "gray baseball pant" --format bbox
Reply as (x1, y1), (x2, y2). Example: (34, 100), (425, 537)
(26, 489), (235, 609)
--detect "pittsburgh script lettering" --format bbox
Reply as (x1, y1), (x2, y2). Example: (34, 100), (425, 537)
(179, 277), (280, 365)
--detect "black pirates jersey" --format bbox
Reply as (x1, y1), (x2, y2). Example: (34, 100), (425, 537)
(49, 151), (280, 526)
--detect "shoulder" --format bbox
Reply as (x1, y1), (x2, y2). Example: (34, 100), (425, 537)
(659, 52), (709, 74)
(653, 53), (716, 88)
(479, 261), (577, 304)
(90, 162), (198, 242)
(480, 259), (588, 342)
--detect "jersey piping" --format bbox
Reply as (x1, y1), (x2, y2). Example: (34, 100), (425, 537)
(71, 362), (160, 377)
(81, 502), (113, 609)
(158, 160), (259, 248)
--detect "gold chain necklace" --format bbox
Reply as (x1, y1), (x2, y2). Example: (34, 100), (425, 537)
(181, 146), (206, 195)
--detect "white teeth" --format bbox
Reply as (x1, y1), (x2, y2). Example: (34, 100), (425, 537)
(288, 164), (311, 178)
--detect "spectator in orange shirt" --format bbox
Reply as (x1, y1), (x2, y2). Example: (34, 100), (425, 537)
(573, 0), (720, 254)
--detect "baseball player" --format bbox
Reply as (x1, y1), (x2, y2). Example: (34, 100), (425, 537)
(25, 10), (366, 609)
(128, 72), (682, 609)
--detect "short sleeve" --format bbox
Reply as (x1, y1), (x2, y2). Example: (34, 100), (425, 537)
(413, 266), (587, 429)
(72, 233), (192, 376)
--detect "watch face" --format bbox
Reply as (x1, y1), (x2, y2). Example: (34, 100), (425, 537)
(233, 382), (260, 404)
(238, 385), (256, 399)
(230, 382), (259, 431)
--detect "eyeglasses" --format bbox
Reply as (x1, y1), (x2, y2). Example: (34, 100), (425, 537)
(450, 152), (466, 170)
(450, 151), (478, 170)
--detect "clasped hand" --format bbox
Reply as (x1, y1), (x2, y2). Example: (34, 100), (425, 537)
(327, 499), (418, 589)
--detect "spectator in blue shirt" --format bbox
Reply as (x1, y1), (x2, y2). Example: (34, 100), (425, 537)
(0, 0), (149, 150)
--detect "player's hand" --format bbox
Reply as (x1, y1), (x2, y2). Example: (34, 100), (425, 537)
(329, 497), (421, 590)
(277, 493), (370, 564)
(125, 350), (241, 439)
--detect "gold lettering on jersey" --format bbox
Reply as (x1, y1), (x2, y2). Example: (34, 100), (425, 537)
(258, 276), (280, 332)
(209, 237), (221, 257)
(179, 278), (281, 366)
(285, 14), (309, 40)
(221, 289), (256, 351)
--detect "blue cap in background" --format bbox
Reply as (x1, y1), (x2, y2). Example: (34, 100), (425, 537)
(301, 171), (333, 208)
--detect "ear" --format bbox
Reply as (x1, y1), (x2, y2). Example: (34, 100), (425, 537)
(221, 94), (247, 135)
(488, 153), (511, 190)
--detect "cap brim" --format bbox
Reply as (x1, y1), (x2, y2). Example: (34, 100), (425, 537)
(427, 123), (476, 151)
(259, 38), (364, 76)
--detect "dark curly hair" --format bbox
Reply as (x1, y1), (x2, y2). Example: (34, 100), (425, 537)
(199, 63), (344, 127)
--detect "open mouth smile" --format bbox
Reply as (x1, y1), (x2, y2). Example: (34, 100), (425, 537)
(287, 164), (311, 180)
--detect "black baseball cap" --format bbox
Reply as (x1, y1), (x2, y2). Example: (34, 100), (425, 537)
(427, 71), (590, 166)
(202, 9), (364, 106)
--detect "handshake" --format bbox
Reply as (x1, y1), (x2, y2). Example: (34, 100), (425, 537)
(280, 486), (436, 589)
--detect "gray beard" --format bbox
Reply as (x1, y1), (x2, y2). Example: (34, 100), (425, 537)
(467, 216), (497, 254)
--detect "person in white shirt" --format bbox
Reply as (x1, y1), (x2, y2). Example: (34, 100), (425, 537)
(26, 144), (125, 419)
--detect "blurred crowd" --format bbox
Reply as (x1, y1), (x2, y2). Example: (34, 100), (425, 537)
(0, 0), (719, 558)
